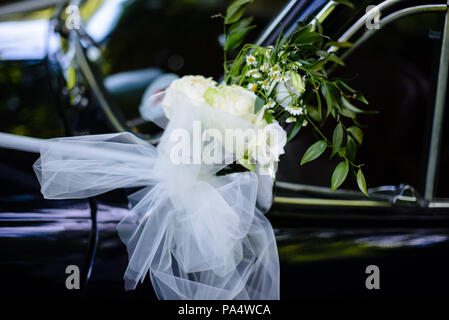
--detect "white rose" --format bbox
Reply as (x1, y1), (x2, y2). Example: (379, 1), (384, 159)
(249, 121), (287, 165)
(275, 75), (304, 108)
(162, 75), (216, 118)
(207, 85), (256, 122)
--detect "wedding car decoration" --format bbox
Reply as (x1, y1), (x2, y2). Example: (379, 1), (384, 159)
(28, 0), (373, 300)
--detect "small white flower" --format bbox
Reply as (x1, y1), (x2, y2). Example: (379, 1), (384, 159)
(267, 100), (276, 109)
(303, 120), (308, 127)
(246, 69), (262, 79)
(291, 62), (303, 71)
(285, 104), (304, 116)
(265, 46), (274, 59)
(248, 83), (258, 92)
(246, 69), (257, 77)
(258, 80), (270, 91)
(286, 116), (297, 123)
(271, 73), (281, 81)
(270, 64), (281, 74)
(246, 55), (257, 67)
(279, 74), (288, 83)
(260, 63), (269, 73)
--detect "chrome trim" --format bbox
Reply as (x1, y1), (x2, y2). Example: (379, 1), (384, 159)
(311, 0), (337, 26)
(255, 0), (298, 46)
(429, 201), (449, 208)
(275, 196), (391, 207)
(425, 1), (449, 200)
(0, 0), (65, 17)
(336, 0), (405, 44)
(276, 181), (363, 198)
(339, 4), (447, 57)
(75, 37), (128, 133)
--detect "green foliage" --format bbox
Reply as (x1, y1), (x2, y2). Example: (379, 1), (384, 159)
(287, 117), (304, 142)
(347, 126), (363, 145)
(356, 168), (369, 197)
(300, 140), (327, 165)
(254, 95), (265, 113)
(225, 0), (253, 24)
(331, 161), (349, 191)
(222, 0), (373, 196)
(331, 123), (343, 158)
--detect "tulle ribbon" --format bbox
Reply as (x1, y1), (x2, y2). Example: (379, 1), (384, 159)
(33, 91), (280, 300)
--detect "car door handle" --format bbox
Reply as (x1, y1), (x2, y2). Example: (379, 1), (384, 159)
(369, 184), (424, 207)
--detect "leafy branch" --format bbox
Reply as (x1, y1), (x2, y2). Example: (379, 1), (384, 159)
(221, 0), (373, 196)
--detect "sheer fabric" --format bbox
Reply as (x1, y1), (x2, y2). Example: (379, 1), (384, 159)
(34, 92), (280, 300)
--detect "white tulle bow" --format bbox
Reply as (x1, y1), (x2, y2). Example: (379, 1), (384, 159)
(33, 92), (280, 300)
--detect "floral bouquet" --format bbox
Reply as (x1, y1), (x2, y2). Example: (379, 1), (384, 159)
(31, 0), (373, 300)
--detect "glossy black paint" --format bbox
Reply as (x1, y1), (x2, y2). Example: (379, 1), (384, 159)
(0, 0), (448, 300)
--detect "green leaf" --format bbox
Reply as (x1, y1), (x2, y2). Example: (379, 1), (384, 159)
(315, 85), (322, 120)
(306, 58), (327, 71)
(334, 0), (355, 8)
(290, 24), (312, 41)
(228, 16), (253, 34)
(354, 91), (369, 104)
(225, 0), (253, 24)
(331, 161), (349, 191)
(300, 140), (327, 165)
(264, 111), (274, 123)
(321, 82), (338, 117)
(341, 96), (365, 113)
(316, 50), (328, 58)
(254, 95), (265, 113)
(357, 168), (369, 197)
(331, 123), (344, 158)
(224, 25), (255, 50)
(346, 136), (357, 162)
(347, 126), (363, 145)
(339, 107), (356, 119)
(287, 118), (304, 142)
(335, 80), (356, 94)
(328, 53), (345, 66)
(294, 31), (323, 45)
(290, 71), (305, 94)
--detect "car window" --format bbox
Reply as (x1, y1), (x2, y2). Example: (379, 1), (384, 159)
(0, 61), (65, 198)
(77, 0), (290, 136)
(277, 10), (445, 199)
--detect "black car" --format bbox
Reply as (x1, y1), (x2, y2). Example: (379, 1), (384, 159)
(1, 0), (448, 300)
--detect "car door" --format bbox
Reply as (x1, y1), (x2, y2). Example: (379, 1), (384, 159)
(268, 0), (449, 299)
(0, 12), (94, 298)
